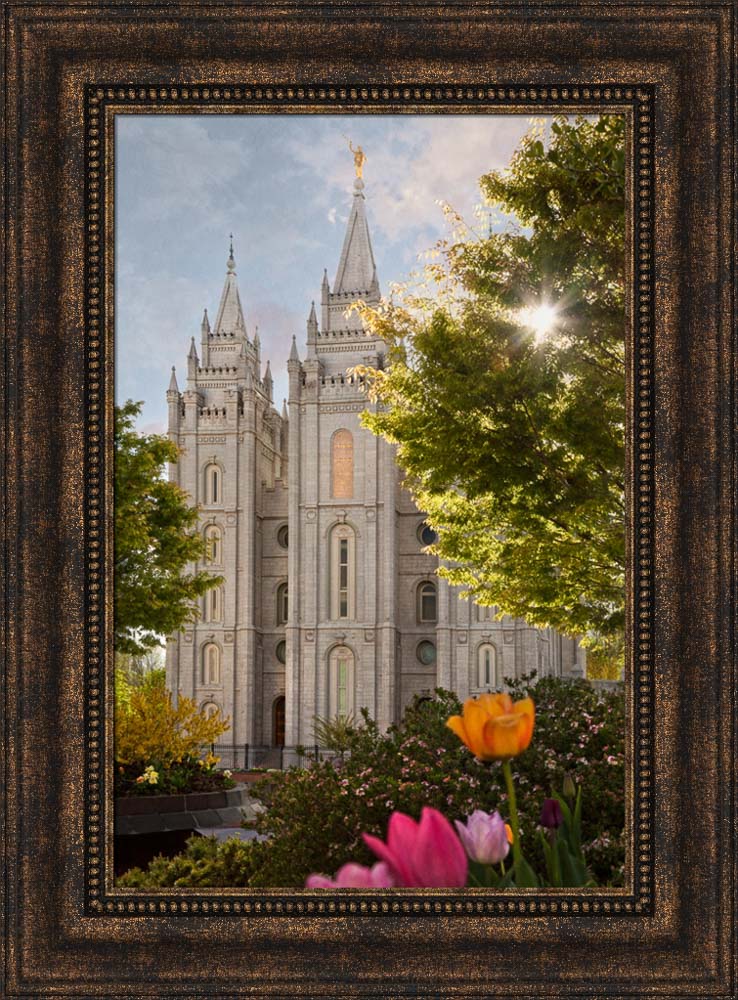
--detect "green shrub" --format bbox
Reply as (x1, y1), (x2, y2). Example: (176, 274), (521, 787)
(247, 676), (625, 887)
(117, 834), (267, 888)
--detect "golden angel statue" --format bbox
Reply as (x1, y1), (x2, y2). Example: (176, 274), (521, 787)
(348, 140), (367, 179)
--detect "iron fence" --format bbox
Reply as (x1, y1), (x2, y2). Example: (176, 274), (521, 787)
(207, 743), (346, 771)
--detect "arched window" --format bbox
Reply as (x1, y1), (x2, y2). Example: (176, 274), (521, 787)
(201, 701), (220, 720)
(202, 643), (221, 685)
(417, 581), (437, 623)
(204, 463), (222, 505)
(331, 429), (354, 499)
(330, 523), (356, 620)
(276, 582), (288, 625)
(328, 646), (355, 718)
(204, 586), (223, 623)
(477, 643), (497, 689)
(204, 524), (222, 564)
(477, 604), (495, 622)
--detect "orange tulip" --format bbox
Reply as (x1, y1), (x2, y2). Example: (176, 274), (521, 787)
(446, 692), (535, 761)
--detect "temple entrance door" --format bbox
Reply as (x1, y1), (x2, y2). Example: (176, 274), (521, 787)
(273, 696), (285, 747)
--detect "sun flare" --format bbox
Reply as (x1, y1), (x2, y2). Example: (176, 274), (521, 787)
(517, 302), (559, 343)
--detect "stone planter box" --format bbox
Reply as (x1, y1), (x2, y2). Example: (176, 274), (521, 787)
(115, 782), (251, 836)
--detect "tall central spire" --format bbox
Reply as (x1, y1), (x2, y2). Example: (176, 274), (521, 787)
(333, 174), (378, 296)
(213, 236), (247, 337)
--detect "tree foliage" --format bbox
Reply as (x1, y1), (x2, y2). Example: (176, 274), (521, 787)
(115, 400), (222, 654)
(359, 116), (626, 657)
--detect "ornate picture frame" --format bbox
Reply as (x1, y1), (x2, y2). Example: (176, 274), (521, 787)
(2, 2), (735, 996)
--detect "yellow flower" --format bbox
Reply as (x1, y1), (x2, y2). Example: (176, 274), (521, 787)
(446, 693), (535, 761)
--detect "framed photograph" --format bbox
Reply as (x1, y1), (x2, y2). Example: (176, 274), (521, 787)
(3, 2), (736, 996)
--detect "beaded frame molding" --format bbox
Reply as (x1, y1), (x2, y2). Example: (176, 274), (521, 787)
(85, 84), (652, 918)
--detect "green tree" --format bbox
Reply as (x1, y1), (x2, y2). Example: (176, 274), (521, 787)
(114, 648), (166, 712)
(360, 116), (625, 660)
(115, 400), (222, 654)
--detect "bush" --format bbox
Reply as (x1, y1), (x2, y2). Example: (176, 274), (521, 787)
(247, 676), (624, 887)
(115, 671), (233, 796)
(117, 834), (267, 888)
(118, 676), (625, 888)
(116, 677), (229, 770)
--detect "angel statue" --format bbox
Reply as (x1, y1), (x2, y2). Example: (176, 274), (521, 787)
(347, 140), (367, 179)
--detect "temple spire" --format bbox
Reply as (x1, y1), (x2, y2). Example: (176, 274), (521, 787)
(333, 168), (378, 295)
(167, 366), (179, 393)
(213, 235), (247, 338)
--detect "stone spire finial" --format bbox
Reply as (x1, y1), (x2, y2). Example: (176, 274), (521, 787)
(281, 397), (288, 420)
(201, 308), (210, 332)
(333, 165), (378, 295)
(188, 336), (198, 360)
(168, 366), (179, 393)
(289, 334), (300, 363)
(213, 239), (246, 337)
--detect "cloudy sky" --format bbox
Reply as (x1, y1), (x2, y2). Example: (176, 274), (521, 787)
(116, 114), (550, 433)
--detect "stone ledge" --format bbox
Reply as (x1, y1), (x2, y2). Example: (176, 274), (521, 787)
(115, 783), (251, 836)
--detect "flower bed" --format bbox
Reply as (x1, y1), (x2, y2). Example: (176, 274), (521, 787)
(117, 676), (625, 889)
(115, 753), (235, 798)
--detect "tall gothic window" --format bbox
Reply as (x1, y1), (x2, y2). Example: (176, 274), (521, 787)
(417, 581), (437, 623)
(204, 524), (222, 564)
(204, 463), (222, 505)
(204, 586), (223, 623)
(202, 643), (221, 685)
(276, 582), (288, 625)
(477, 604), (495, 622)
(330, 523), (356, 619)
(477, 643), (497, 689)
(331, 429), (354, 499)
(328, 646), (355, 718)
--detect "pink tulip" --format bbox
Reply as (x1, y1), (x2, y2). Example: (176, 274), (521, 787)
(454, 810), (511, 865)
(305, 861), (395, 889)
(362, 807), (468, 888)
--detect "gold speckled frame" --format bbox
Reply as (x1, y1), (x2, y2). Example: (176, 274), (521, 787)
(3, 3), (735, 997)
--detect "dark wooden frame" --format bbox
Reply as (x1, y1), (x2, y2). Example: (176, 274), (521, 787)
(2, 2), (735, 996)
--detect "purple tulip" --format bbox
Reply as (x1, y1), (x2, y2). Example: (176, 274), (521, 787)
(363, 807), (468, 888)
(305, 861), (395, 889)
(454, 809), (511, 865)
(540, 797), (564, 829)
